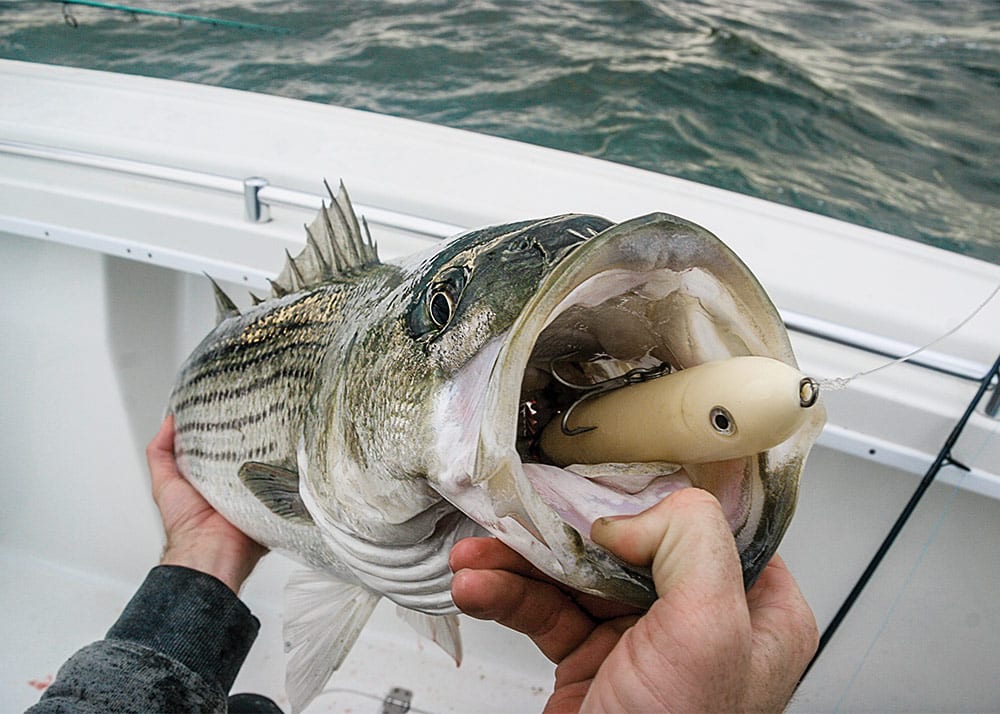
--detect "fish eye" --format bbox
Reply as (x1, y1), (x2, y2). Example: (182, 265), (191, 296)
(409, 266), (469, 339)
(710, 406), (736, 436)
(429, 287), (455, 327)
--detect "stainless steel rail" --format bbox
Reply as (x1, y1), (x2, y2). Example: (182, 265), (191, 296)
(0, 140), (466, 240)
(0, 139), (992, 383)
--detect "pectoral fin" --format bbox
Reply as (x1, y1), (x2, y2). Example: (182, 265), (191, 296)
(238, 461), (314, 525)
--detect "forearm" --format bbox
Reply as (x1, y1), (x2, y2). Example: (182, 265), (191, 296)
(28, 565), (260, 714)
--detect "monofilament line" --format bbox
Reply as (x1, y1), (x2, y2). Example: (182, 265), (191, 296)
(799, 349), (1000, 691)
(817, 281), (1000, 391)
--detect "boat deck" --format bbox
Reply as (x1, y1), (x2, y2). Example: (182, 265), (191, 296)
(3, 60), (999, 712)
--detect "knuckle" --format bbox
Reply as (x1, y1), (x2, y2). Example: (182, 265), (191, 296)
(671, 487), (724, 514)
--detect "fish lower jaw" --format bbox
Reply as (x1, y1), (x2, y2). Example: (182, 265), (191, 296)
(521, 461), (691, 543)
(519, 459), (754, 548)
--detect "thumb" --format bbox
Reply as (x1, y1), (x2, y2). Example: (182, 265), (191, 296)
(590, 488), (744, 599)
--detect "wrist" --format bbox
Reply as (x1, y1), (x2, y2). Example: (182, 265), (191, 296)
(160, 540), (262, 594)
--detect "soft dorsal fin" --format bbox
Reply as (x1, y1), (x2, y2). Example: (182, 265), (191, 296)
(238, 461), (314, 525)
(270, 180), (380, 297)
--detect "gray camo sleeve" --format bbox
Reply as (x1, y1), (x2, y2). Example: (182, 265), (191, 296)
(26, 565), (260, 713)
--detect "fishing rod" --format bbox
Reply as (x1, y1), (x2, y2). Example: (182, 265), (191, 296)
(799, 349), (1000, 684)
(54, 0), (291, 34)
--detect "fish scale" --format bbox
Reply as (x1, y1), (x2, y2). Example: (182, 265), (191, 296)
(169, 285), (354, 571)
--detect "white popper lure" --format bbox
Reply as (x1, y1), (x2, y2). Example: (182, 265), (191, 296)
(539, 356), (820, 466)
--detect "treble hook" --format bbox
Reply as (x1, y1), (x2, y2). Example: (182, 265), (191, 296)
(550, 358), (673, 436)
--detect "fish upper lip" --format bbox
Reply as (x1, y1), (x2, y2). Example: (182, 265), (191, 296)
(464, 213), (826, 600)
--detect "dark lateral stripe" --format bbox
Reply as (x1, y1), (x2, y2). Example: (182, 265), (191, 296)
(173, 367), (312, 412)
(189, 319), (331, 369)
(179, 441), (279, 463)
(182, 340), (327, 390)
(174, 402), (286, 434)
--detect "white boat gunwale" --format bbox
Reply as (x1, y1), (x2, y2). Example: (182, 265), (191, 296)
(4, 58), (1000, 714)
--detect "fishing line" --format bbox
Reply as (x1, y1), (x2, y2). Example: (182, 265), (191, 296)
(816, 281), (1000, 391)
(829, 409), (999, 713)
(798, 350), (1000, 688)
(52, 0), (292, 34)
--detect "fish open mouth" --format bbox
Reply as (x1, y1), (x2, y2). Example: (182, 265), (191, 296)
(446, 213), (824, 606)
(513, 261), (758, 542)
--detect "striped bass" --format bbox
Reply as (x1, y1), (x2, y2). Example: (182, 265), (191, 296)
(168, 183), (825, 711)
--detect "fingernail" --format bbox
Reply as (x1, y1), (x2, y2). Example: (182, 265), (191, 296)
(591, 514), (630, 546)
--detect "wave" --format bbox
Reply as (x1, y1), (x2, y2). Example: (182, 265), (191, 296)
(1, 0), (997, 262)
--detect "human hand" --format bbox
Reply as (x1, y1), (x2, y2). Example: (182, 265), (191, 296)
(148, 415), (267, 593)
(450, 488), (818, 713)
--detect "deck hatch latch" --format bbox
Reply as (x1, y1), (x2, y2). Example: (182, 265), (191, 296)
(381, 686), (412, 714)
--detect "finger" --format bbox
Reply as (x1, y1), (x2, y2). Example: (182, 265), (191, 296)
(543, 683), (590, 714)
(449, 538), (642, 620)
(746, 555), (811, 617)
(590, 490), (749, 707)
(449, 537), (542, 578)
(148, 414), (175, 455)
(551, 617), (636, 688)
(146, 416), (179, 488)
(590, 487), (744, 601)
(746, 556), (818, 707)
(451, 567), (598, 663)
(541, 622), (637, 713)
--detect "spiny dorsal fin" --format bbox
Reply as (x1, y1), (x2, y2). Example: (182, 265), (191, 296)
(284, 249), (307, 291)
(206, 274), (239, 324)
(271, 180), (380, 298)
(268, 279), (289, 298)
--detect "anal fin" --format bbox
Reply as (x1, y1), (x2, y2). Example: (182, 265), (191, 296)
(284, 569), (381, 713)
(396, 607), (463, 666)
(239, 462), (314, 525)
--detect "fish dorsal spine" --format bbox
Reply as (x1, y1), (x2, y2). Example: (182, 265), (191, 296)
(273, 179), (381, 297)
(206, 180), (381, 325)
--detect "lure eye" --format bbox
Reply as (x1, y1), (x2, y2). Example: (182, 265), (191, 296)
(429, 288), (455, 327)
(799, 377), (820, 408)
(710, 406), (736, 436)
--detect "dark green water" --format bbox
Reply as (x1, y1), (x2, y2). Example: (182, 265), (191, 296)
(3, 0), (998, 263)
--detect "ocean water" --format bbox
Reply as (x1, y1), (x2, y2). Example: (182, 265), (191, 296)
(2, 0), (998, 264)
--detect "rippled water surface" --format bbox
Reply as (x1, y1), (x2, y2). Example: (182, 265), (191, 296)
(2, 0), (998, 263)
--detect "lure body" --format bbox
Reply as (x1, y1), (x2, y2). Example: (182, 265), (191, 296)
(540, 356), (817, 466)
